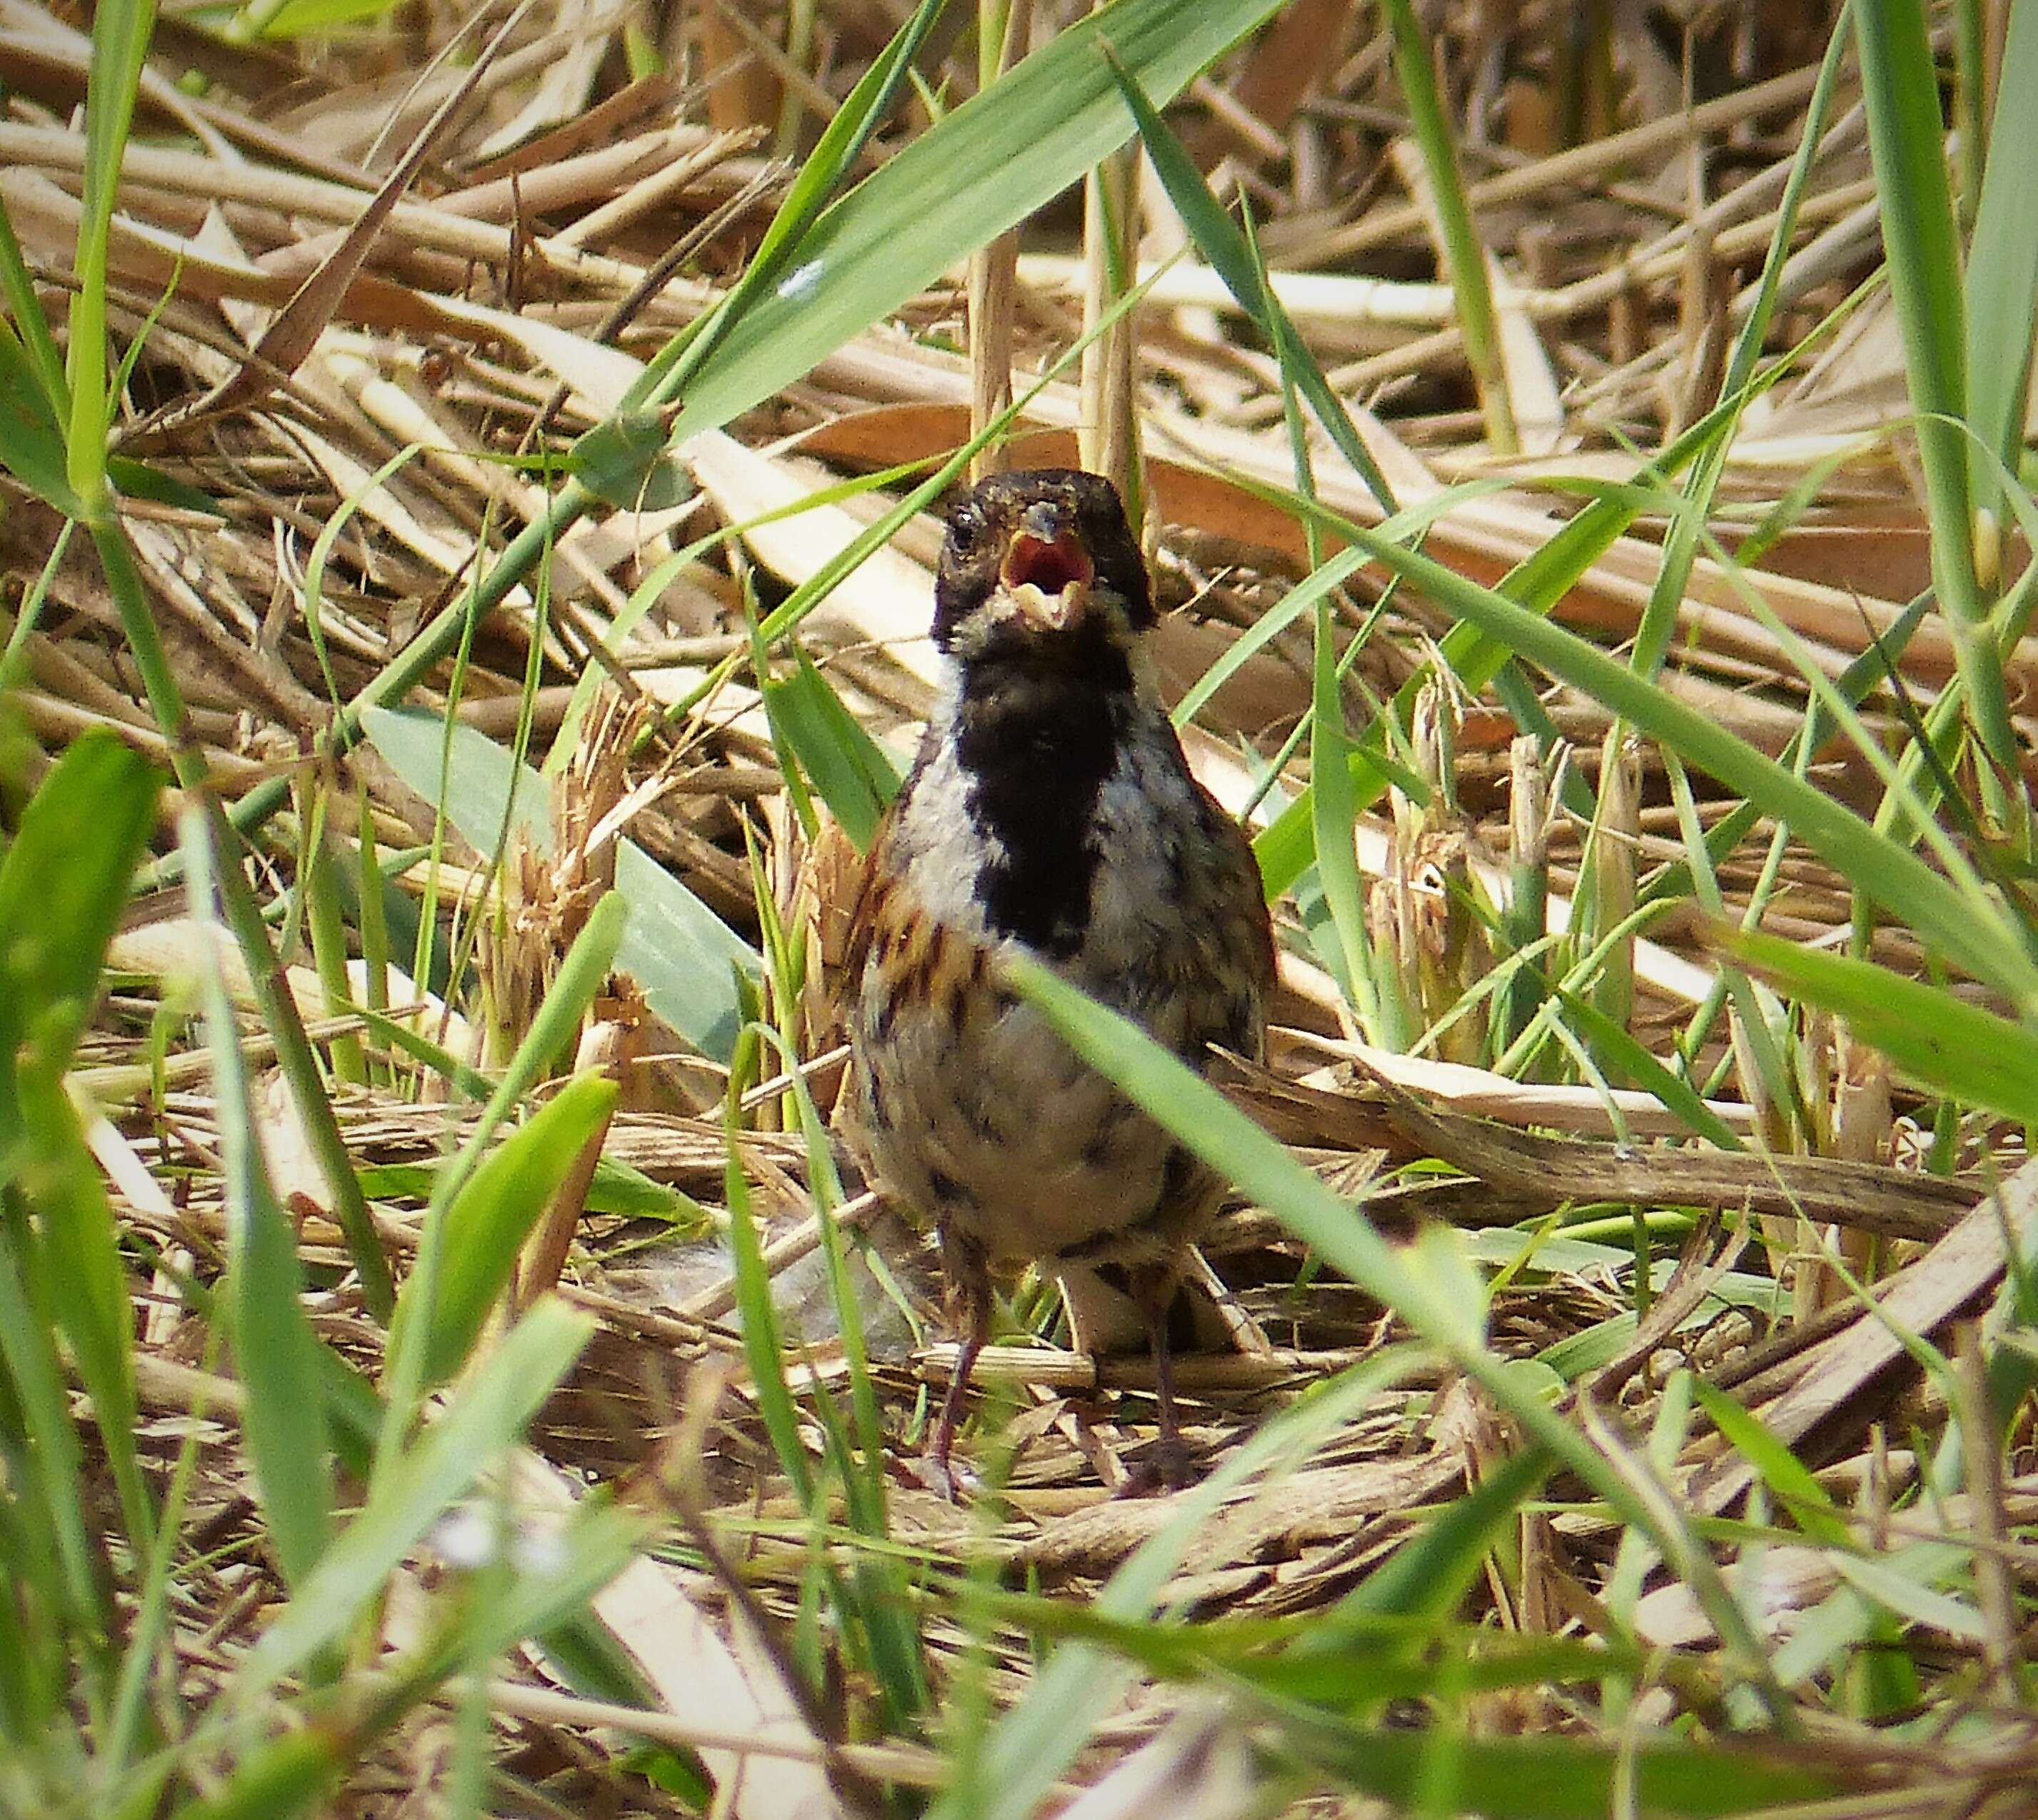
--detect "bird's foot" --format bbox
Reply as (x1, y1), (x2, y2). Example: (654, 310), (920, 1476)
(1117, 1432), (1207, 1498)
(903, 1447), (982, 1502)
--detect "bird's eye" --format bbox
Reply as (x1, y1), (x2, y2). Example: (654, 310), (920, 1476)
(948, 503), (985, 553)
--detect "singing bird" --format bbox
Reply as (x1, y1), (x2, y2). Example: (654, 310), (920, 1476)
(844, 468), (1274, 1494)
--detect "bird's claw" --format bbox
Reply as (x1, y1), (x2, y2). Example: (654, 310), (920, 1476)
(1117, 1434), (1205, 1498)
(904, 1450), (982, 1502)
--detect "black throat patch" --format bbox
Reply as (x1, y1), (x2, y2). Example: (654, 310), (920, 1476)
(953, 645), (1133, 957)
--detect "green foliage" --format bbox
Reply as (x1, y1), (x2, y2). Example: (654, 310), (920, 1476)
(388, 1073), (621, 1390)
(657, 0), (1291, 446)
(18, 1), (2038, 1812)
(363, 706), (759, 1061)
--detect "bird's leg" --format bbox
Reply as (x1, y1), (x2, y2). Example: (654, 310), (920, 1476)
(1125, 1264), (1203, 1494)
(920, 1226), (992, 1499)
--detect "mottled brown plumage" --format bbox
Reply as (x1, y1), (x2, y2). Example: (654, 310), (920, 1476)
(845, 469), (1274, 1495)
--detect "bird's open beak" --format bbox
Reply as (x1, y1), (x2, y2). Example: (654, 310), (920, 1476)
(1001, 504), (1095, 631)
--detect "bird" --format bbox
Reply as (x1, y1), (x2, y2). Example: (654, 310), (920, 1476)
(842, 468), (1275, 1496)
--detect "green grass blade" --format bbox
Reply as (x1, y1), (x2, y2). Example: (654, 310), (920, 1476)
(0, 321), (80, 514)
(1854, 0), (2007, 753)
(240, 1297), (595, 1694)
(185, 802), (337, 1590)
(1316, 522), (2038, 1013)
(761, 645), (902, 853)
(1342, 1447), (1551, 1622)
(1712, 924), (2038, 1125)
(1311, 596), (1392, 1042)
(0, 1220), (107, 1682)
(1108, 51), (1397, 511)
(1379, 0), (1514, 451)
(1688, 1380), (1851, 1545)
(661, 0), (1287, 447)
(380, 891), (626, 1457)
(0, 730), (159, 1561)
(1635, 10), (1852, 679)
(388, 1073), (621, 1391)
(1963, 0), (2038, 516)
(0, 729), (158, 1136)
(66, 0), (156, 511)
(0, 195), (67, 417)
(720, 1060), (815, 1508)
(630, 0), (948, 412)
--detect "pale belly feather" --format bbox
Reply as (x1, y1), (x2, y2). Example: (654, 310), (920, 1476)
(850, 723), (1234, 1270)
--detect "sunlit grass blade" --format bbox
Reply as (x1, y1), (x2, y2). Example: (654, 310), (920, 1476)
(1342, 1447), (1550, 1622)
(388, 1073), (622, 1390)
(661, 0), (1287, 446)
(183, 804), (336, 1591)
(239, 1296), (596, 1694)
(1688, 1381), (1851, 1545)
(1315, 521), (2038, 1014)
(1710, 924), (2038, 1125)
(1854, 0), (2009, 757)
(760, 643), (902, 853)
(629, 0), (949, 411)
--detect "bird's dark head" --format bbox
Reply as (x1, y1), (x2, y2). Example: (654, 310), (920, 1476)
(932, 468), (1153, 671)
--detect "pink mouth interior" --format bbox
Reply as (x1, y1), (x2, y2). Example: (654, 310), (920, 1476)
(1003, 532), (1093, 595)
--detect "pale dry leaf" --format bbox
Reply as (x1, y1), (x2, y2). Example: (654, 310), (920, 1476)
(506, 1452), (843, 1820)
(1053, 1702), (1258, 1820)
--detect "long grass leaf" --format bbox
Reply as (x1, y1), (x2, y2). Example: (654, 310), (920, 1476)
(1317, 523), (2038, 1012)
(1635, 10), (1852, 679)
(182, 806), (335, 1589)
(1378, 0), (1514, 451)
(240, 1297), (595, 1693)
(380, 892), (626, 1462)
(662, 0), (1286, 446)
(389, 1074), (621, 1390)
(66, 0), (155, 509)
(1711, 925), (2038, 1125)
(1108, 51), (1397, 510)
(1854, 0), (2007, 753)
(1963, 0), (2038, 513)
